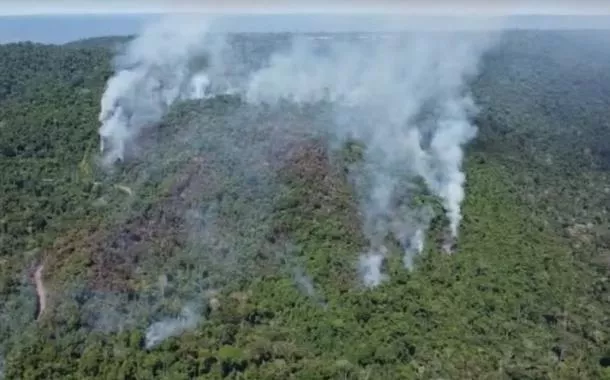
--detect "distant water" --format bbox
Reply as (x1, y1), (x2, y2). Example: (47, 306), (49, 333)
(2, 14), (610, 45)
(0, 14), (157, 44)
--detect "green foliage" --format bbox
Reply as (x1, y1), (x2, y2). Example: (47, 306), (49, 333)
(2, 31), (610, 379)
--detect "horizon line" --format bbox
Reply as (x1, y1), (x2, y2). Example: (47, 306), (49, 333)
(3, 12), (610, 17)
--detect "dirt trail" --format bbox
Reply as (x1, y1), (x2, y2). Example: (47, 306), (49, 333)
(34, 265), (46, 320)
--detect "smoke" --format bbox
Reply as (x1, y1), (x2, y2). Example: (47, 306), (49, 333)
(98, 16), (221, 165)
(244, 31), (497, 284)
(145, 304), (200, 349)
(293, 267), (316, 298)
(97, 15), (500, 289)
(185, 73), (211, 100)
(359, 248), (387, 287)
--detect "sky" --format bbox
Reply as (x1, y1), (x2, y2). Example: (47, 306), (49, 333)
(2, 0), (610, 16)
(1, 1), (610, 44)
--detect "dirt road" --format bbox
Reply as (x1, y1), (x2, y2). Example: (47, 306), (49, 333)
(34, 265), (46, 320)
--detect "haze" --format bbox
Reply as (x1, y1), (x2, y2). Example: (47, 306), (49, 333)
(2, 13), (610, 44)
(3, 0), (610, 16)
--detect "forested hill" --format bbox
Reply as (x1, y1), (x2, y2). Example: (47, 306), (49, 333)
(62, 35), (133, 49)
(1, 31), (610, 379)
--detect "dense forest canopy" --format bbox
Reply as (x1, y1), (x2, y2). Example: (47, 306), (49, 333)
(0, 30), (610, 379)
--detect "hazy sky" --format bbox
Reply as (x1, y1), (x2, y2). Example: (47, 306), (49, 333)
(1, 1), (610, 44)
(2, 0), (610, 16)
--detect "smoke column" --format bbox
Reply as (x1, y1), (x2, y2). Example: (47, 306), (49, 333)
(98, 16), (215, 165)
(145, 305), (200, 349)
(98, 14), (500, 288)
(359, 249), (387, 287)
(245, 31), (497, 284)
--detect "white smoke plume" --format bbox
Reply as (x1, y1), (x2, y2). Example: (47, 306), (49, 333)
(403, 228), (426, 270)
(145, 305), (200, 349)
(293, 267), (317, 298)
(359, 247), (388, 287)
(292, 266), (328, 307)
(98, 16), (216, 165)
(245, 31), (498, 283)
(97, 14), (501, 287)
(187, 72), (211, 99)
(388, 204), (434, 270)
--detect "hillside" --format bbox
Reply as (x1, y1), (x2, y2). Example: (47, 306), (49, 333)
(62, 35), (134, 49)
(1, 31), (610, 379)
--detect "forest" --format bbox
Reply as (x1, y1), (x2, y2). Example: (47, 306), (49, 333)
(1, 30), (610, 379)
